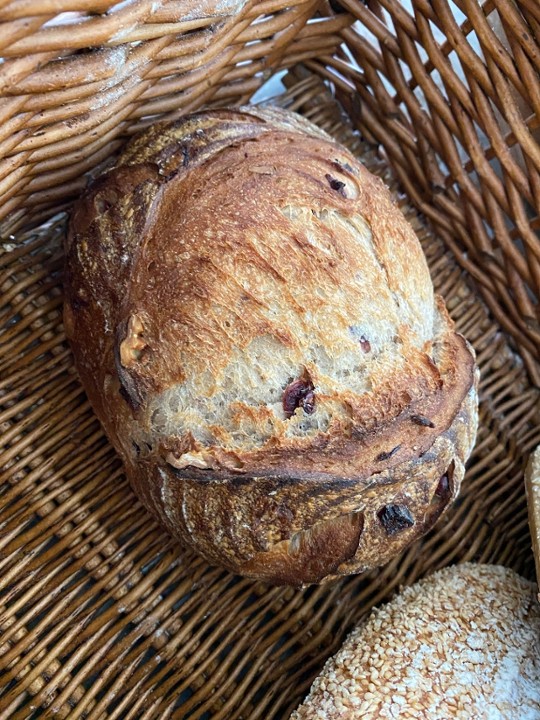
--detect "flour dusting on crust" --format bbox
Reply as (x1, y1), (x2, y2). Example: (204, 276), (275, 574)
(292, 564), (540, 719)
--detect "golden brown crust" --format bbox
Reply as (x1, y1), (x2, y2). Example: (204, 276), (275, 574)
(124, 380), (476, 585)
(65, 106), (478, 585)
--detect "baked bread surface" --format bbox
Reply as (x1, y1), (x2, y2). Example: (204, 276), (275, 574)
(291, 564), (540, 719)
(525, 445), (540, 596)
(64, 106), (478, 585)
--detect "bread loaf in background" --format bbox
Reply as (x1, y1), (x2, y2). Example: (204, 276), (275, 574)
(64, 106), (478, 585)
(292, 564), (540, 719)
(525, 445), (540, 597)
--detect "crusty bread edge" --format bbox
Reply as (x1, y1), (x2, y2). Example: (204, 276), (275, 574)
(126, 372), (478, 586)
(525, 445), (540, 600)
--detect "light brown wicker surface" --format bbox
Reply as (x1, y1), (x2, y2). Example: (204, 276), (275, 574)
(1, 2), (539, 719)
(0, 1), (350, 232)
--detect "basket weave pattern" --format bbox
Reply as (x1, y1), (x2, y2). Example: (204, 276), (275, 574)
(1, 2), (539, 719)
(0, 1), (349, 231)
(322, 0), (540, 381)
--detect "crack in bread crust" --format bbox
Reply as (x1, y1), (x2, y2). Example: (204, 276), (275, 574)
(128, 380), (477, 586)
(65, 106), (479, 585)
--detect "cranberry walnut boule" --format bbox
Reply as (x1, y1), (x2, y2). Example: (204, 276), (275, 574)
(64, 106), (478, 586)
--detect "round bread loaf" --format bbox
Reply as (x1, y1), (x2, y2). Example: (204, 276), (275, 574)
(64, 106), (478, 585)
(292, 564), (540, 719)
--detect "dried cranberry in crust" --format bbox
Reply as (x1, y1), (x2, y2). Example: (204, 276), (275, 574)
(411, 413), (435, 428)
(435, 473), (450, 498)
(433, 462), (454, 502)
(377, 505), (414, 535)
(302, 390), (315, 415)
(359, 335), (371, 353)
(376, 445), (401, 462)
(283, 379), (315, 418)
(325, 173), (347, 197)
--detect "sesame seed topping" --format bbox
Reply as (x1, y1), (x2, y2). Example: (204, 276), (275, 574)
(291, 564), (540, 719)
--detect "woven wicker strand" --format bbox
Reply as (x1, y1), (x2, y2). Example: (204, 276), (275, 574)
(1, 1), (540, 718)
(0, 0), (347, 234)
(0, 1), (537, 372)
(317, 0), (540, 382)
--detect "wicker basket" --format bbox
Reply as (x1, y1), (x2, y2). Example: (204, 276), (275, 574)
(1, 2), (539, 718)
